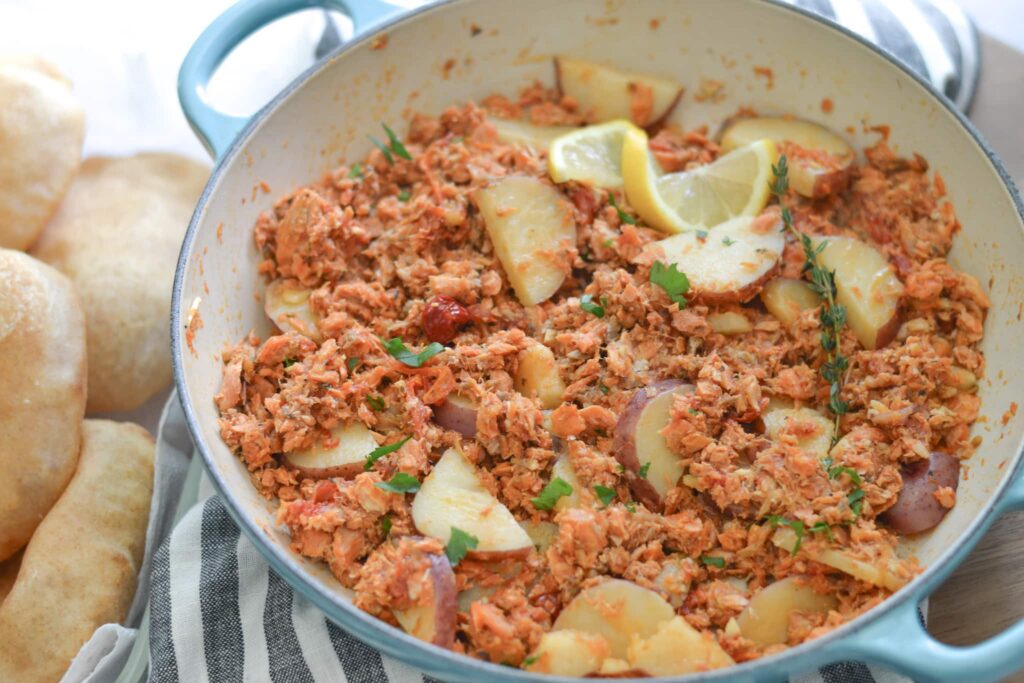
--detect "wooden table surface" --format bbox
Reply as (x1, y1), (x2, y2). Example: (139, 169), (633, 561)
(926, 33), (1024, 683)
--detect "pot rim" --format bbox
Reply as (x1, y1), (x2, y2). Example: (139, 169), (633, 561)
(170, 1), (1024, 680)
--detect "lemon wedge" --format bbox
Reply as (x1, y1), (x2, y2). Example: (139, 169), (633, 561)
(548, 119), (643, 189)
(622, 129), (777, 233)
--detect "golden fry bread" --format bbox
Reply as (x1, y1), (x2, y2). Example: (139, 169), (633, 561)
(0, 420), (154, 683)
(0, 61), (84, 250)
(0, 249), (86, 560)
(33, 153), (209, 412)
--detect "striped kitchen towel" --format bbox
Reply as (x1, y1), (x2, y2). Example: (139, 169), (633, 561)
(145, 399), (917, 683)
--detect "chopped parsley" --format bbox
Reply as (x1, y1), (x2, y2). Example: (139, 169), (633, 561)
(580, 294), (605, 318)
(348, 162), (364, 179)
(823, 458), (863, 486)
(649, 261), (690, 307)
(598, 384), (610, 395)
(810, 521), (834, 541)
(722, 236), (736, 246)
(380, 514), (392, 536)
(847, 489), (866, 516)
(608, 194), (636, 225)
(445, 527), (479, 565)
(363, 436), (411, 471)
(282, 357), (298, 368)
(638, 462), (651, 479)
(603, 238), (615, 248)
(531, 477), (573, 511)
(701, 555), (726, 568)
(374, 472), (421, 493)
(522, 655), (538, 667)
(594, 485), (616, 507)
(625, 501), (637, 513)
(767, 515), (806, 555)
(365, 395), (386, 411)
(381, 122), (412, 160)
(397, 188), (411, 202)
(347, 357), (360, 372)
(382, 337), (444, 368)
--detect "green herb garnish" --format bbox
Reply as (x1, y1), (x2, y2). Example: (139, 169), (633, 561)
(381, 514), (392, 536)
(594, 485), (616, 507)
(847, 489), (865, 516)
(722, 236), (736, 246)
(580, 294), (605, 318)
(649, 261), (690, 307)
(696, 229), (709, 241)
(397, 188), (411, 202)
(382, 123), (413, 160)
(767, 515), (806, 555)
(347, 357), (360, 372)
(598, 384), (610, 395)
(445, 527), (479, 565)
(531, 477), (573, 511)
(375, 472), (421, 493)
(810, 521), (834, 541)
(382, 337), (444, 368)
(771, 155), (848, 445)
(608, 194), (636, 225)
(348, 162), (364, 179)
(625, 501), (637, 513)
(368, 135), (394, 165)
(638, 462), (651, 479)
(364, 436), (412, 471)
(701, 555), (726, 568)
(366, 395), (386, 411)
(522, 655), (538, 667)
(282, 357), (298, 368)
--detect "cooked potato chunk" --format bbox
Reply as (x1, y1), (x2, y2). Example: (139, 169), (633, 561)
(524, 629), (611, 676)
(551, 454), (582, 511)
(736, 577), (838, 646)
(491, 118), (577, 151)
(760, 278), (822, 328)
(474, 176), (575, 306)
(393, 547), (457, 648)
(432, 394), (478, 438)
(553, 579), (675, 658)
(772, 528), (908, 591)
(644, 214), (784, 303)
(879, 451), (959, 534)
(514, 343), (566, 409)
(412, 448), (533, 556)
(627, 616), (734, 675)
(708, 311), (753, 336)
(519, 520), (559, 552)
(555, 56), (683, 128)
(763, 405), (834, 459)
(815, 236), (903, 350)
(281, 422), (378, 479)
(265, 279), (322, 343)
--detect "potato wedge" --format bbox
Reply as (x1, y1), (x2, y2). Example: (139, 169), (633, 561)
(613, 381), (694, 508)
(491, 118), (577, 151)
(474, 176), (575, 306)
(627, 616), (734, 675)
(432, 394), (478, 438)
(551, 454), (582, 512)
(643, 214), (784, 303)
(760, 278), (822, 328)
(555, 56), (683, 128)
(412, 448), (533, 556)
(524, 629), (611, 676)
(265, 279), (322, 343)
(815, 236), (903, 350)
(553, 579), (675, 658)
(281, 422), (378, 479)
(393, 549), (458, 648)
(879, 452), (959, 534)
(763, 405), (834, 459)
(772, 528), (908, 591)
(515, 343), (566, 409)
(720, 116), (854, 198)
(736, 576), (837, 646)
(707, 311), (753, 336)
(520, 519), (560, 553)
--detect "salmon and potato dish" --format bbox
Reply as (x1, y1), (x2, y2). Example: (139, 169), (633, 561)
(214, 57), (986, 676)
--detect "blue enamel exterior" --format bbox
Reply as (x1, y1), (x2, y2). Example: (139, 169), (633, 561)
(175, 1), (1024, 681)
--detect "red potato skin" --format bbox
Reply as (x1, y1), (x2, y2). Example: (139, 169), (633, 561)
(879, 452), (960, 534)
(431, 398), (478, 438)
(425, 551), (458, 649)
(586, 671), (651, 679)
(612, 380), (694, 510)
(869, 311), (903, 351)
(690, 263), (781, 305)
(279, 456), (364, 481)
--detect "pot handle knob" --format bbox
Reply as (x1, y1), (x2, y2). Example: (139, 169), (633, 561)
(819, 466), (1024, 682)
(178, 0), (401, 158)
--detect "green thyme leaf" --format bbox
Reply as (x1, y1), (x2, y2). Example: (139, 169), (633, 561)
(374, 472), (421, 493)
(364, 436), (411, 471)
(638, 462), (651, 479)
(828, 464), (862, 486)
(580, 294), (605, 318)
(594, 485), (616, 507)
(531, 477), (573, 511)
(348, 162), (364, 179)
(701, 555), (726, 568)
(382, 122), (413, 160)
(608, 194), (636, 225)
(368, 135), (394, 165)
(365, 395), (386, 411)
(445, 527), (479, 565)
(382, 337), (445, 368)
(649, 261), (690, 307)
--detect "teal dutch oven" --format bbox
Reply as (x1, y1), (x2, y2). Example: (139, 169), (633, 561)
(171, 0), (1024, 680)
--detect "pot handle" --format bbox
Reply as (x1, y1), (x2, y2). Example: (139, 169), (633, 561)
(178, 0), (401, 158)
(821, 467), (1024, 683)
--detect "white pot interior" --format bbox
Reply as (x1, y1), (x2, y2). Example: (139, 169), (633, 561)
(176, 0), (1024, 639)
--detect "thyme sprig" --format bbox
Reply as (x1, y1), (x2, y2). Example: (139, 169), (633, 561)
(770, 156), (849, 443)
